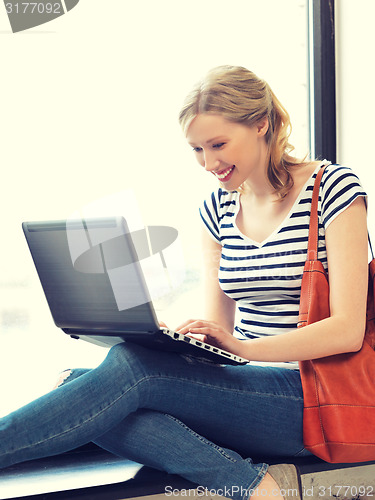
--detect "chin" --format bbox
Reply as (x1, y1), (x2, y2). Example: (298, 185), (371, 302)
(219, 181), (240, 192)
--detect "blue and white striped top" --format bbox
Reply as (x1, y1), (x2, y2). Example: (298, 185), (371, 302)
(199, 163), (367, 368)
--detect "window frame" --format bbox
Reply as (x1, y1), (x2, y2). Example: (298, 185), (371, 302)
(308, 0), (337, 163)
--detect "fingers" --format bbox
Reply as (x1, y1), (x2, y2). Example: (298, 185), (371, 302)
(185, 333), (208, 342)
(175, 319), (240, 354)
(161, 318), (216, 337)
(177, 320), (224, 351)
(176, 319), (217, 334)
(175, 318), (199, 332)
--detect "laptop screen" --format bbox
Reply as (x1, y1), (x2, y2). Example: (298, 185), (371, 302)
(22, 217), (160, 333)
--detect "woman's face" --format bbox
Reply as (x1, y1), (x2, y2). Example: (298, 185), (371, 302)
(186, 113), (269, 190)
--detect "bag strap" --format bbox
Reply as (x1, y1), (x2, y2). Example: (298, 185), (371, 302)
(307, 165), (327, 261)
(364, 198), (375, 260)
(369, 234), (374, 261)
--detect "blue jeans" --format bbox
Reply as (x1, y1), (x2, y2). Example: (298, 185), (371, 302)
(0, 342), (310, 500)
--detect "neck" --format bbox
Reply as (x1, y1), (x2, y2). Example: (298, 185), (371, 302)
(241, 151), (278, 202)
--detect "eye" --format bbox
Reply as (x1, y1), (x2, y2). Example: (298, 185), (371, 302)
(192, 147), (203, 153)
(212, 143), (225, 149)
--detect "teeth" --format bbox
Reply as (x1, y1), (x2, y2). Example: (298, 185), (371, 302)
(216, 166), (234, 180)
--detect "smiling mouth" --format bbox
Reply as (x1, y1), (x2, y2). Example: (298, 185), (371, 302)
(214, 166), (235, 181)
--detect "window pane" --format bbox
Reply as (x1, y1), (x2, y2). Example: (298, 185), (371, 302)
(0, 0), (309, 414)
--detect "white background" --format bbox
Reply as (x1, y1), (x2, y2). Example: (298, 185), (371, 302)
(0, 0), (309, 416)
(335, 0), (375, 231)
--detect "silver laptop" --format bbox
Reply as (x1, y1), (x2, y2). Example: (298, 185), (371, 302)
(22, 217), (248, 365)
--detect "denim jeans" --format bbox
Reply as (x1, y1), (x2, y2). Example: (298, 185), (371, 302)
(0, 342), (310, 500)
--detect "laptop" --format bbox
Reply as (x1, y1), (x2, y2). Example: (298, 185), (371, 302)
(22, 216), (248, 365)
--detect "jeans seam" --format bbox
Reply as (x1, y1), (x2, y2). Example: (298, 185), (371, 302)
(150, 375), (303, 402)
(164, 414), (237, 463)
(242, 462), (269, 500)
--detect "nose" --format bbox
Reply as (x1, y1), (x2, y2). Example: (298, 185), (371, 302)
(202, 150), (220, 172)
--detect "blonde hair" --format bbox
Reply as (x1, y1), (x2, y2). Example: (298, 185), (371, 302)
(178, 65), (306, 199)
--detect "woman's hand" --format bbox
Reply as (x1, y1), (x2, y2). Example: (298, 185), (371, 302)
(176, 319), (241, 355)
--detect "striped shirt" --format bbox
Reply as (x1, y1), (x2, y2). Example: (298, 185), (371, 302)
(199, 163), (367, 369)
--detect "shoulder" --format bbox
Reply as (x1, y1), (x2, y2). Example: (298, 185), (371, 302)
(320, 163), (367, 228)
(321, 163), (362, 185)
(200, 188), (239, 218)
(199, 189), (239, 243)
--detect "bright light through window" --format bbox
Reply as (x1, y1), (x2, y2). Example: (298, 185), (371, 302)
(0, 0), (309, 415)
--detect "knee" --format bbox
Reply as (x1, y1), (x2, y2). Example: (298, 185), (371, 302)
(53, 368), (91, 389)
(53, 369), (72, 389)
(107, 342), (140, 364)
(106, 342), (150, 375)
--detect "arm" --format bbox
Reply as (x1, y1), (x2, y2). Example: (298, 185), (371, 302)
(178, 197), (368, 362)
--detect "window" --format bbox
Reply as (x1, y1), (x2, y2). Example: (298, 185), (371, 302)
(0, 0), (310, 415)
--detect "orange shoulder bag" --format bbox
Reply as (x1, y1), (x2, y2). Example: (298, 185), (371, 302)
(298, 165), (375, 463)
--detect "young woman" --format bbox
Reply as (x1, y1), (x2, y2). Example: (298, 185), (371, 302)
(0, 66), (368, 500)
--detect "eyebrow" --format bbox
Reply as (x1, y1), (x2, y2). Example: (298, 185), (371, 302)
(188, 136), (226, 147)
(207, 136), (226, 144)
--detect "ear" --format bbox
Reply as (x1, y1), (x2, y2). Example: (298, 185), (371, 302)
(256, 117), (269, 137)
